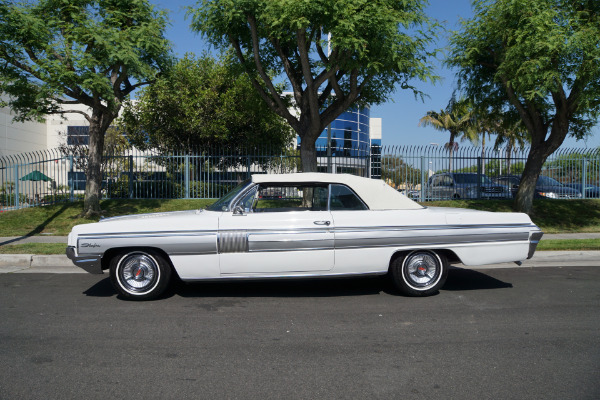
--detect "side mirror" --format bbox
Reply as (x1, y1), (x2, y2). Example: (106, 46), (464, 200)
(233, 206), (245, 215)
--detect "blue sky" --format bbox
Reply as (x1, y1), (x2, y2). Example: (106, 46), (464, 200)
(151, 0), (599, 149)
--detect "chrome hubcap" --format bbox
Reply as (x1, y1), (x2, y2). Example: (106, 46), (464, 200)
(404, 252), (440, 287)
(119, 253), (159, 293)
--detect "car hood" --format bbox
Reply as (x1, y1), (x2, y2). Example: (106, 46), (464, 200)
(99, 210), (202, 223)
(68, 209), (221, 245)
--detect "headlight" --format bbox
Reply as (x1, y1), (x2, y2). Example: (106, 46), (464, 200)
(539, 192), (558, 199)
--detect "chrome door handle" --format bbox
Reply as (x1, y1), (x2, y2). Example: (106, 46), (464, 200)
(314, 221), (331, 226)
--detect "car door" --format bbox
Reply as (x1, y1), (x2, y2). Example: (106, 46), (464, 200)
(328, 183), (393, 274)
(218, 183), (334, 275)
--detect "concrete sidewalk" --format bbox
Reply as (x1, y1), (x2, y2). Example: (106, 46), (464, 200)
(0, 250), (599, 274)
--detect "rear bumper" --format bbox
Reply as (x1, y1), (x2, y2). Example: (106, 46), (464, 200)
(66, 246), (103, 274)
(527, 231), (544, 259)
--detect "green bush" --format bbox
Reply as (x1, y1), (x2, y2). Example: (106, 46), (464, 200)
(0, 192), (29, 206)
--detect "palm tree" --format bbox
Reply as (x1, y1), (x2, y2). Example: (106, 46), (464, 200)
(419, 97), (477, 171)
(493, 114), (529, 175)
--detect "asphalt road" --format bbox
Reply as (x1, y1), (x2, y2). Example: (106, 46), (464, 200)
(1, 267), (599, 400)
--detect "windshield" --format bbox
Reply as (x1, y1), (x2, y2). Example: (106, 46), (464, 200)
(537, 176), (562, 186)
(207, 179), (251, 211)
(454, 174), (492, 185)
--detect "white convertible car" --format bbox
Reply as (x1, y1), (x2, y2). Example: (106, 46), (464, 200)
(67, 173), (543, 300)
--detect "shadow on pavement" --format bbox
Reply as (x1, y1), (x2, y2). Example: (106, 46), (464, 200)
(83, 268), (513, 299)
(172, 276), (388, 298)
(83, 277), (116, 297)
(443, 267), (513, 291)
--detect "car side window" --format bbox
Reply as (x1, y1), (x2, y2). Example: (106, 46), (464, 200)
(253, 184), (328, 212)
(330, 184), (368, 211)
(442, 176), (453, 186)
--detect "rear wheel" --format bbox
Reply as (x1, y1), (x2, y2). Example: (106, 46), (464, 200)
(390, 250), (448, 296)
(109, 249), (172, 300)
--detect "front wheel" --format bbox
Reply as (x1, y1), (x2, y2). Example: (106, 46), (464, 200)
(390, 250), (448, 296)
(109, 249), (172, 300)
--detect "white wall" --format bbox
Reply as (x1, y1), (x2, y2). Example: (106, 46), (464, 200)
(0, 106), (48, 157)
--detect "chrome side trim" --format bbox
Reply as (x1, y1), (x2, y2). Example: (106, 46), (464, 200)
(77, 232), (217, 256)
(335, 232), (530, 250)
(193, 270), (389, 281)
(333, 223), (537, 233)
(219, 231), (249, 253)
(249, 239), (334, 252)
(73, 224), (538, 258)
(527, 231), (544, 259)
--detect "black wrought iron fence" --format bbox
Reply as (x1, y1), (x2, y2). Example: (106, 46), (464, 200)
(1, 145), (598, 210)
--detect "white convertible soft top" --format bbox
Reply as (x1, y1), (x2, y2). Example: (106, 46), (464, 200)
(252, 173), (423, 210)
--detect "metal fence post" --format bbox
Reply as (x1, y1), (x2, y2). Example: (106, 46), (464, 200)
(582, 157), (588, 199)
(185, 154), (190, 199)
(420, 156), (426, 202)
(14, 164), (19, 209)
(246, 154), (251, 180)
(69, 155), (74, 202)
(128, 155), (134, 199)
(476, 156), (482, 199)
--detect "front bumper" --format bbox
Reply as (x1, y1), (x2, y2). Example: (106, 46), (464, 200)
(66, 246), (103, 274)
(527, 231), (544, 259)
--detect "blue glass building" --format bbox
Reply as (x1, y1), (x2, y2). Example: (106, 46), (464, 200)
(296, 106), (376, 175)
(315, 107), (370, 156)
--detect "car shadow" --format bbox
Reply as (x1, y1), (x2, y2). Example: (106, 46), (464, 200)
(83, 277), (117, 297)
(83, 268), (513, 299)
(442, 267), (513, 291)
(171, 276), (388, 298)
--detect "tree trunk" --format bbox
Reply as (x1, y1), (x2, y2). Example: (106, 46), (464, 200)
(300, 137), (318, 172)
(513, 112), (569, 214)
(82, 109), (113, 218)
(514, 147), (546, 214)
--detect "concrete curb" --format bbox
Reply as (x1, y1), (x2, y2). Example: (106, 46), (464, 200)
(0, 254), (83, 273)
(0, 251), (599, 274)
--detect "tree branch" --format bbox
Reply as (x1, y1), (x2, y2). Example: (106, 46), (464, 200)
(49, 109), (91, 123)
(271, 37), (303, 99)
(500, 76), (537, 139)
(296, 29), (320, 125)
(246, 15), (295, 121)
(228, 32), (298, 131)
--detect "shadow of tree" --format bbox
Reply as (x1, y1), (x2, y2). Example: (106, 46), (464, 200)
(0, 203), (71, 246)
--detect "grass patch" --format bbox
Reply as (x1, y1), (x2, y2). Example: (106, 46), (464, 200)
(0, 198), (215, 236)
(422, 199), (600, 233)
(1, 198), (599, 237)
(0, 243), (66, 254)
(536, 239), (600, 251)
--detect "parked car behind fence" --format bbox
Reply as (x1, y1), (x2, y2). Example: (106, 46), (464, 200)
(494, 175), (583, 199)
(426, 173), (508, 200)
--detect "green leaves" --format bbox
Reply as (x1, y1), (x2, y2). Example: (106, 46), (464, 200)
(0, 0), (173, 116)
(448, 0), (600, 139)
(448, 0), (600, 213)
(119, 53), (293, 153)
